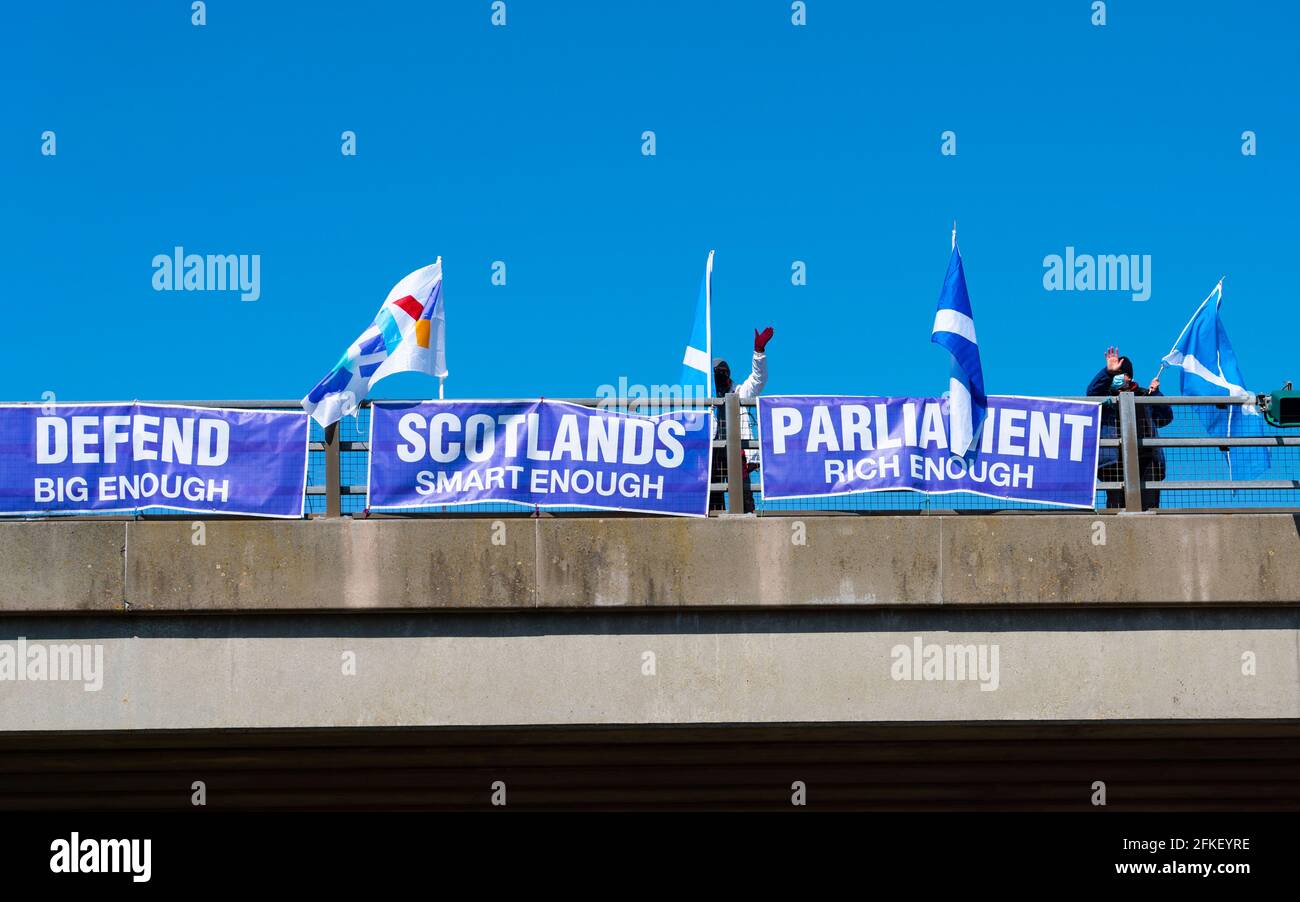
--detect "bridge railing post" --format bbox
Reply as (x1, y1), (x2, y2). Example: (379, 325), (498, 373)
(725, 393), (745, 513)
(324, 422), (342, 518)
(1118, 392), (1144, 512)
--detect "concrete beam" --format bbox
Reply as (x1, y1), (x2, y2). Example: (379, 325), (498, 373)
(533, 516), (943, 608)
(0, 611), (1295, 730)
(0, 522), (125, 613)
(0, 514), (1297, 613)
(125, 519), (536, 611)
(939, 514), (1300, 605)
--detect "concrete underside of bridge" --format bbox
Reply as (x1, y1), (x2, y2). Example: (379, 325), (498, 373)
(1, 514), (1298, 809)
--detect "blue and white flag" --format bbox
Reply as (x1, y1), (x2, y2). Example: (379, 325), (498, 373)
(1162, 280), (1270, 479)
(931, 240), (987, 457)
(681, 250), (713, 398)
(303, 259), (447, 427)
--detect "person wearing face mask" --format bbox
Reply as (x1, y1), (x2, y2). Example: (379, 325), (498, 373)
(1087, 346), (1174, 510)
(709, 326), (775, 513)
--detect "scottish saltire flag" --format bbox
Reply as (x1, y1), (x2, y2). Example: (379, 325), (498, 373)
(931, 242), (987, 457)
(1162, 280), (1270, 479)
(681, 250), (714, 398)
(303, 259), (447, 427)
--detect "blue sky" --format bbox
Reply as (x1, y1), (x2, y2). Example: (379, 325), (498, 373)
(3, 0), (1296, 403)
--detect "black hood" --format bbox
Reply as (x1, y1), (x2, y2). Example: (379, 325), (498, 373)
(712, 358), (730, 394)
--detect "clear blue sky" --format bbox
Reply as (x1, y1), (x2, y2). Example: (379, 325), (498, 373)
(3, 0), (1296, 403)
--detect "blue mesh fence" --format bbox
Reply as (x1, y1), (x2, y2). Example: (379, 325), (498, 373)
(1136, 401), (1299, 509)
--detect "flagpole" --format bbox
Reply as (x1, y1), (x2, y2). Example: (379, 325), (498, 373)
(705, 249), (714, 398)
(438, 255), (446, 400)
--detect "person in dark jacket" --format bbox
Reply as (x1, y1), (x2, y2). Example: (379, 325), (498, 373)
(1087, 346), (1174, 510)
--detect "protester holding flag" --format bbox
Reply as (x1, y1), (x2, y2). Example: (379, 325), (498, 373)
(708, 327), (774, 513)
(1087, 347), (1173, 510)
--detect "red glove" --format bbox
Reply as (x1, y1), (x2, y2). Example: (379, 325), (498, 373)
(754, 326), (774, 353)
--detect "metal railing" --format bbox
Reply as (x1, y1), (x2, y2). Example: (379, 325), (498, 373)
(1107, 393), (1300, 512)
(7, 395), (1297, 517)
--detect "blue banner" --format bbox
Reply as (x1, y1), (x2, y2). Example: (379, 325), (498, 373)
(758, 395), (1102, 508)
(0, 403), (309, 517)
(368, 400), (712, 516)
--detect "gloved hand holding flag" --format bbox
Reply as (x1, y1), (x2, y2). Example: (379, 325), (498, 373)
(303, 259), (447, 427)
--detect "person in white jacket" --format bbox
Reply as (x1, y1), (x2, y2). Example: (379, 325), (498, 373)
(709, 326), (774, 513)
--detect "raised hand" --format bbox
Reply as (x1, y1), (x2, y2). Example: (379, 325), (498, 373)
(754, 326), (774, 353)
(1105, 346), (1121, 372)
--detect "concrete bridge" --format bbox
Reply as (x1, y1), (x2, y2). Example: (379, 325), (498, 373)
(2, 513), (1299, 809)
